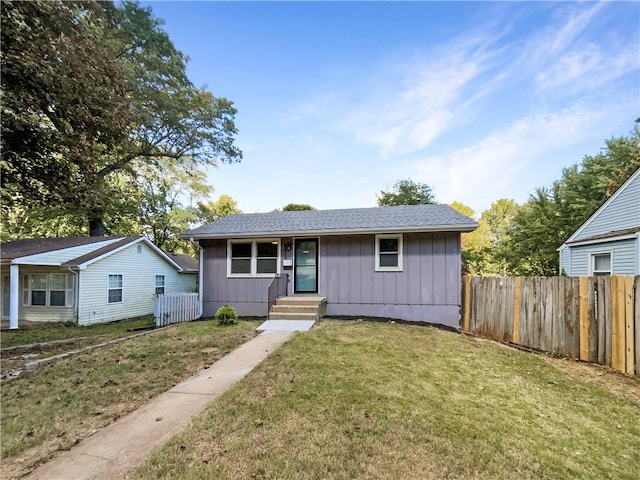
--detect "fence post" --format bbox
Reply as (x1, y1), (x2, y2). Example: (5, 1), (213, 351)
(624, 276), (635, 375)
(579, 277), (589, 361)
(462, 275), (471, 331)
(512, 277), (521, 344)
(611, 276), (625, 372)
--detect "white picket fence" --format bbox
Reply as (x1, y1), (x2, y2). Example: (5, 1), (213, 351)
(154, 293), (201, 327)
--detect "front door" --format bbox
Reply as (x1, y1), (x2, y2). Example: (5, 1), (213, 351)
(294, 238), (318, 293)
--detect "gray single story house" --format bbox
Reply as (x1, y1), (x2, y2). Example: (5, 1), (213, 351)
(559, 167), (639, 276)
(184, 204), (477, 327)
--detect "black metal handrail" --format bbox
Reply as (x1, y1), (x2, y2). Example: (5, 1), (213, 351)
(267, 273), (289, 319)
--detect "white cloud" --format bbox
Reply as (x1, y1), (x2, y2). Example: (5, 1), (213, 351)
(412, 101), (627, 213)
(513, 2), (638, 94)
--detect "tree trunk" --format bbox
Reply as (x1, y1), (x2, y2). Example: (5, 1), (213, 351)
(88, 212), (104, 237)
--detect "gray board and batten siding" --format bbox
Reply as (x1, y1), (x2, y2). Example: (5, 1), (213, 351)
(187, 205), (478, 328)
(559, 168), (640, 276)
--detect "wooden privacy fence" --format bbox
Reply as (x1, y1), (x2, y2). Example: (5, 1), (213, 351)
(461, 275), (640, 376)
(154, 293), (201, 327)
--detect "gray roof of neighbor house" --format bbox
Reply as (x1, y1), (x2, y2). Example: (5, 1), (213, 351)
(166, 252), (198, 272)
(0, 236), (198, 272)
(0, 236), (128, 260)
(183, 204), (478, 239)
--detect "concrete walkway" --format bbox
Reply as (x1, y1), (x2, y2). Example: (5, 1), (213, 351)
(26, 330), (293, 480)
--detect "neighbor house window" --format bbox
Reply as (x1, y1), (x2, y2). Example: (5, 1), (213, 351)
(155, 275), (165, 295)
(592, 253), (612, 276)
(227, 239), (280, 277)
(108, 274), (123, 303)
(21, 273), (73, 307)
(375, 234), (403, 272)
(49, 273), (67, 306)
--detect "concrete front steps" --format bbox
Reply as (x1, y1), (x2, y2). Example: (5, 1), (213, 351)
(269, 296), (327, 321)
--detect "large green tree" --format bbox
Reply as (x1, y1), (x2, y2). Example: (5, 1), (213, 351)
(377, 179), (436, 206)
(1, 1), (241, 236)
(502, 128), (640, 276)
(450, 199), (520, 275)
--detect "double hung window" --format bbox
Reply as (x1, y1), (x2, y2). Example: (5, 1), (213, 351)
(108, 274), (123, 303)
(155, 275), (165, 295)
(375, 234), (403, 271)
(21, 273), (73, 307)
(228, 240), (280, 277)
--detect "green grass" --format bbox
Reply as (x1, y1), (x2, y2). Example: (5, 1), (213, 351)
(0, 319), (259, 480)
(0, 316), (155, 348)
(133, 320), (640, 480)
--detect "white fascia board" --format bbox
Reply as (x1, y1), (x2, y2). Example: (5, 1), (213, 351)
(563, 233), (638, 248)
(185, 224), (478, 240)
(77, 236), (184, 271)
(563, 168), (640, 244)
(10, 238), (122, 266)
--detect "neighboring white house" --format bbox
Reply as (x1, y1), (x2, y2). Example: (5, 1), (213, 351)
(558, 168), (640, 276)
(0, 236), (198, 328)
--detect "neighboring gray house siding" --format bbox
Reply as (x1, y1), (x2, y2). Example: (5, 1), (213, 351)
(572, 172), (639, 241)
(566, 239), (637, 276)
(200, 232), (462, 327)
(559, 169), (640, 276)
(559, 247), (571, 275)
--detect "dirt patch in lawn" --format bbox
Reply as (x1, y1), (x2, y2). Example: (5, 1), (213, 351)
(0, 320), (259, 480)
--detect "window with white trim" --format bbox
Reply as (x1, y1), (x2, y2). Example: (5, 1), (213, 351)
(591, 253), (611, 276)
(155, 275), (165, 295)
(227, 239), (280, 277)
(108, 274), (123, 303)
(21, 273), (74, 307)
(375, 234), (403, 271)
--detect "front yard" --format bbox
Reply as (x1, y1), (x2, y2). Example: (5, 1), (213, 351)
(133, 321), (640, 480)
(2, 319), (639, 480)
(0, 319), (259, 479)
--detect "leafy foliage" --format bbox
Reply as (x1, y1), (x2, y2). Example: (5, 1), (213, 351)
(1, 0), (242, 235)
(377, 179), (436, 206)
(215, 305), (238, 326)
(282, 203), (316, 211)
(451, 200), (520, 275)
(501, 128), (640, 276)
(197, 195), (242, 223)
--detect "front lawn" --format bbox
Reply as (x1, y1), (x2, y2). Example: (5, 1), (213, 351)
(0, 319), (259, 480)
(0, 316), (155, 349)
(134, 320), (640, 480)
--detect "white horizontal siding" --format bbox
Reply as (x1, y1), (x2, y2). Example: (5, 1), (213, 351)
(14, 238), (121, 265)
(575, 173), (640, 241)
(77, 243), (195, 325)
(568, 238), (638, 276)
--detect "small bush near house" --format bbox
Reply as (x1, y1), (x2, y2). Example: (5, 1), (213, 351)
(215, 305), (238, 325)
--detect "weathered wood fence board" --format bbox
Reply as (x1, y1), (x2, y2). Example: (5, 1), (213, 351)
(461, 275), (638, 376)
(154, 293), (201, 327)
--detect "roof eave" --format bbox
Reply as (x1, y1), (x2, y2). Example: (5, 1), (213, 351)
(182, 224), (478, 240)
(563, 232), (639, 248)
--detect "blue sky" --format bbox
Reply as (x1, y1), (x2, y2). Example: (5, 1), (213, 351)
(144, 1), (639, 217)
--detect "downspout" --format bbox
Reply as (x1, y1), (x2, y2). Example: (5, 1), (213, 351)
(67, 267), (80, 325)
(189, 238), (204, 319)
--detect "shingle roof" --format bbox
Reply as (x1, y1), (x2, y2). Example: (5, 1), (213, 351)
(0, 236), (123, 260)
(184, 204), (478, 239)
(1, 236), (197, 272)
(565, 226), (640, 245)
(166, 252), (198, 272)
